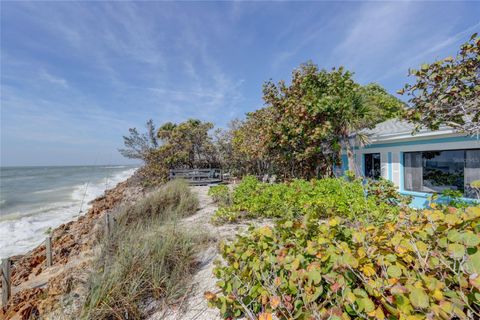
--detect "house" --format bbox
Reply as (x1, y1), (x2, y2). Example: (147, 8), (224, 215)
(340, 119), (480, 208)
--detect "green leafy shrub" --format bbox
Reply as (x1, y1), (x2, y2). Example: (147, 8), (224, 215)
(208, 184), (232, 207)
(212, 176), (404, 225)
(428, 189), (471, 209)
(208, 206), (480, 319)
(211, 207), (242, 225)
(364, 178), (412, 207)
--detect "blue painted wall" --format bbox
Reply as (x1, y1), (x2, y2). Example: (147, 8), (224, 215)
(340, 135), (480, 209)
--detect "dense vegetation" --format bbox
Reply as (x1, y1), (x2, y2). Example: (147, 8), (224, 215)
(206, 177), (480, 319)
(83, 180), (207, 320)
(121, 119), (219, 185)
(222, 65), (404, 179)
(210, 176), (410, 225)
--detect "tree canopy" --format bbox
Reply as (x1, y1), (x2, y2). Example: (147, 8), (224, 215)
(234, 62), (404, 179)
(119, 119), (218, 184)
(399, 33), (480, 136)
(119, 119), (158, 160)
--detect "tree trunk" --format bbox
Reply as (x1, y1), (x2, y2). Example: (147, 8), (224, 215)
(344, 137), (357, 177)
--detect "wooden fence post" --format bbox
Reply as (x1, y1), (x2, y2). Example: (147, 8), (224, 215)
(110, 215), (115, 231)
(45, 236), (52, 267)
(1, 258), (11, 307)
(105, 213), (111, 236)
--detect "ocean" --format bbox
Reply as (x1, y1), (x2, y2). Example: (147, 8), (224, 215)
(0, 165), (138, 258)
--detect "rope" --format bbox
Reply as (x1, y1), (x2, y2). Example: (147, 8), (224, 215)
(104, 153), (112, 192)
(78, 155), (99, 214)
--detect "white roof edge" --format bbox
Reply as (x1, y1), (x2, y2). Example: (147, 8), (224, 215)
(361, 118), (461, 144)
(369, 128), (456, 143)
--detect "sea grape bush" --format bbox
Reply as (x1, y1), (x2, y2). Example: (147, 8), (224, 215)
(211, 176), (405, 225)
(208, 206), (480, 319)
(364, 178), (412, 207)
(428, 190), (471, 210)
(208, 185), (232, 207)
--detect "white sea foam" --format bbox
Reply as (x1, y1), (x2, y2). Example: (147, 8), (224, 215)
(0, 167), (137, 258)
(32, 187), (71, 195)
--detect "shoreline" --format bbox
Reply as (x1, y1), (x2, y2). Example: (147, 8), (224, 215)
(0, 166), (138, 259)
(0, 170), (146, 319)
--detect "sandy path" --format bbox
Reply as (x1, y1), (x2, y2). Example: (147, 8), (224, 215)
(149, 185), (253, 320)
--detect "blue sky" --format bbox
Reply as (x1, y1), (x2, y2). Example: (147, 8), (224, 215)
(1, 1), (479, 166)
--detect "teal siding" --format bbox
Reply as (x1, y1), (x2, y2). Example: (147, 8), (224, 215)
(338, 135), (479, 209)
(342, 155), (349, 172)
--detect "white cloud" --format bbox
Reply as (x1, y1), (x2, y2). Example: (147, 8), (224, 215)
(377, 21), (480, 81)
(333, 2), (415, 68)
(39, 70), (68, 88)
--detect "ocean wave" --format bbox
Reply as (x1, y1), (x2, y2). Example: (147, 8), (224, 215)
(0, 167), (137, 258)
(32, 186), (71, 195)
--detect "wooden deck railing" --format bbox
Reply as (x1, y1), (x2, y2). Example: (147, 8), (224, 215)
(168, 168), (223, 185)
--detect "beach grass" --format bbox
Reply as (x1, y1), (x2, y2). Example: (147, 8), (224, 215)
(82, 179), (205, 319)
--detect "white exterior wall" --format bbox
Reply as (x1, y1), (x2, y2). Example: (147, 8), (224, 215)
(380, 152), (388, 179)
(392, 152), (400, 186)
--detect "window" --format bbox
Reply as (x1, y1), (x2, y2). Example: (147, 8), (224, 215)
(364, 153), (381, 179)
(404, 149), (480, 199)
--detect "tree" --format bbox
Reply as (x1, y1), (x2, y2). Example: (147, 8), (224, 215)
(261, 62), (403, 178)
(120, 119), (219, 185)
(334, 80), (405, 175)
(118, 119), (158, 161)
(399, 33), (480, 136)
(214, 119), (248, 175)
(156, 119), (218, 169)
(261, 63), (339, 178)
(233, 108), (277, 176)
(361, 83), (406, 125)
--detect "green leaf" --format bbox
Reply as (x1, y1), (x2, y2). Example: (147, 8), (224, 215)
(387, 265), (402, 278)
(466, 251), (480, 274)
(361, 297), (375, 313)
(447, 230), (462, 242)
(343, 253), (359, 268)
(462, 232), (480, 247)
(409, 288), (429, 309)
(307, 270), (322, 284)
(447, 243), (465, 259)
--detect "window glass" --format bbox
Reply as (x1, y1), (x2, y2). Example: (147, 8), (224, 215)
(465, 149), (480, 199)
(364, 153), (381, 179)
(404, 152), (422, 191)
(422, 150), (464, 193)
(403, 149), (480, 199)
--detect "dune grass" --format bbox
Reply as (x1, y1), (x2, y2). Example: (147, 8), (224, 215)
(82, 180), (206, 320)
(117, 179), (199, 225)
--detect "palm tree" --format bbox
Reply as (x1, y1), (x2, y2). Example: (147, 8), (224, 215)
(335, 90), (371, 177)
